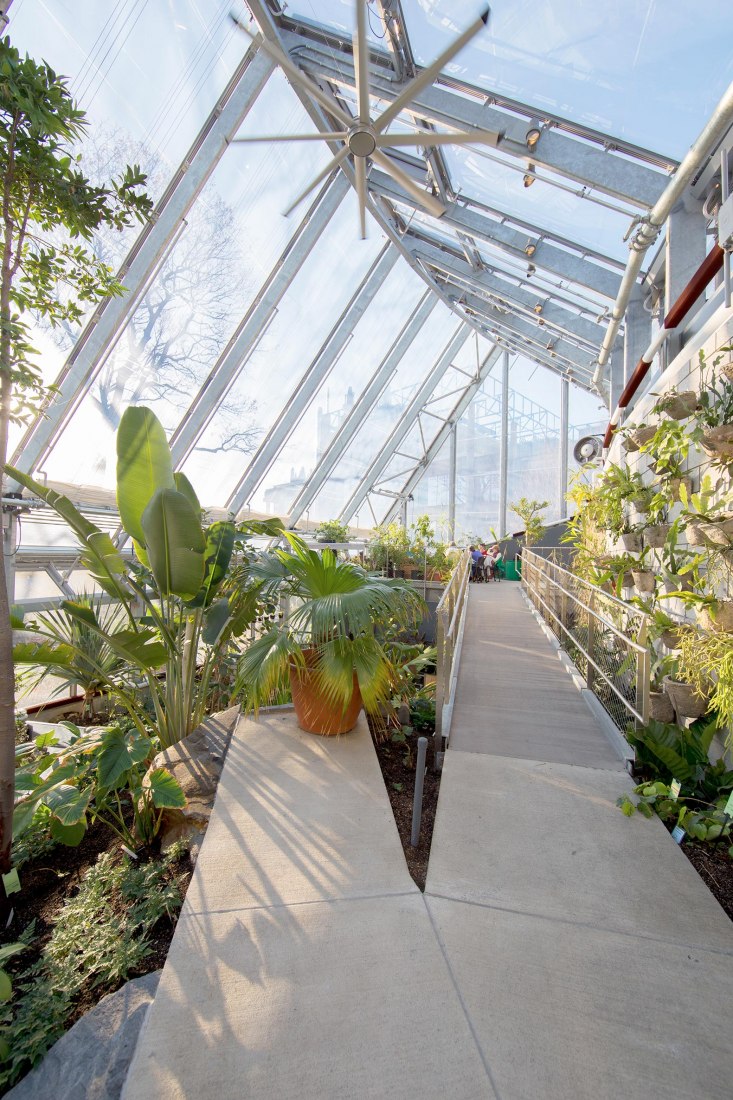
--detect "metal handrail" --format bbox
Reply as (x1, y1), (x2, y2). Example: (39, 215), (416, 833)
(433, 549), (471, 765)
(521, 548), (650, 729)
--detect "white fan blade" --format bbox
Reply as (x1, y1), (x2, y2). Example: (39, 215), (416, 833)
(371, 149), (445, 218)
(232, 132), (347, 143)
(231, 15), (353, 128)
(283, 144), (351, 217)
(375, 8), (489, 134)
(376, 128), (502, 149)
(355, 157), (368, 239)
(354, 0), (370, 122)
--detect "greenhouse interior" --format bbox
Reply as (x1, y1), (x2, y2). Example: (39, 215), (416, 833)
(1, 1), (733, 1097)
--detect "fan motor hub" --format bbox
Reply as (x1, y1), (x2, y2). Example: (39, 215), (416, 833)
(347, 123), (377, 158)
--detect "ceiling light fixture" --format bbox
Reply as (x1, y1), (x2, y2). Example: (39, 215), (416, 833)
(533, 302), (543, 314)
(523, 165), (536, 188)
(524, 241), (537, 256)
(525, 124), (541, 150)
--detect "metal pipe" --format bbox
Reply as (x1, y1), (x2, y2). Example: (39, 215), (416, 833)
(603, 243), (725, 448)
(411, 737), (428, 847)
(592, 79), (733, 392)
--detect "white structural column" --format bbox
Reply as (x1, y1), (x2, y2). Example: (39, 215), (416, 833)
(623, 284), (652, 383)
(285, 291), (437, 526)
(227, 245), (399, 514)
(382, 344), (504, 525)
(339, 324), (472, 524)
(11, 45), (275, 478)
(499, 351), (510, 537)
(664, 201), (707, 360)
(559, 377), (569, 518)
(170, 175), (350, 466)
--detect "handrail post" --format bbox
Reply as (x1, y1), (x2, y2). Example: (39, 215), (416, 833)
(434, 604), (447, 766)
(586, 590), (595, 689)
(635, 619), (650, 728)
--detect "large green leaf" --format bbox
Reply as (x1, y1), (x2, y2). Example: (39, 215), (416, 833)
(45, 784), (92, 825)
(174, 471), (201, 516)
(116, 407), (175, 548)
(202, 598), (231, 646)
(97, 728), (136, 789)
(186, 521), (235, 609)
(141, 488), (206, 598)
(50, 818), (87, 847)
(143, 767), (186, 808)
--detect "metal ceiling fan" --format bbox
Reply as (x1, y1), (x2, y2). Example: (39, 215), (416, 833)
(231, 4), (501, 238)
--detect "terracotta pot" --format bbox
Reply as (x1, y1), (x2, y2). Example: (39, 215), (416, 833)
(684, 520), (707, 547)
(701, 424), (733, 460)
(644, 524), (670, 549)
(632, 570), (655, 594)
(696, 600), (733, 633)
(620, 531), (642, 552)
(659, 391), (698, 420)
(663, 676), (709, 720)
(649, 690), (674, 723)
(289, 651), (362, 736)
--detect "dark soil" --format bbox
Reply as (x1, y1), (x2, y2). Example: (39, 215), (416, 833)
(679, 840), (733, 922)
(370, 724), (441, 891)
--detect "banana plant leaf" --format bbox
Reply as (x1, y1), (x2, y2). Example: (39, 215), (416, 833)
(186, 521), (236, 609)
(116, 406), (175, 549)
(174, 471), (201, 516)
(141, 488), (206, 599)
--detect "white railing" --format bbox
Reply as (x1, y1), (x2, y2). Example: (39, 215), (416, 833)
(433, 549), (471, 765)
(521, 548), (650, 730)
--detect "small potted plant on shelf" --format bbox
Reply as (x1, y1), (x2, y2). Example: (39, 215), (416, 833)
(236, 536), (424, 735)
(658, 521), (704, 594)
(643, 491), (671, 549)
(692, 355), (733, 461)
(678, 477), (732, 547)
(619, 421), (656, 452)
(630, 547), (656, 595)
(314, 519), (350, 544)
(662, 651), (712, 722)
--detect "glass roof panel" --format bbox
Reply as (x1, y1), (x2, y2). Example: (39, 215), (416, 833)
(183, 199), (385, 508)
(307, 302), (463, 520)
(10, 0), (252, 194)
(401, 0), (733, 159)
(444, 146), (631, 263)
(260, 262), (430, 519)
(38, 74), (334, 492)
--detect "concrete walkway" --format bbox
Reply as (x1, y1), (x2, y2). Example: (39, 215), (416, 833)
(426, 582), (733, 1099)
(124, 585), (733, 1099)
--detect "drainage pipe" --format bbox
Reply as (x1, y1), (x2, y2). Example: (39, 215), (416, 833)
(592, 79), (733, 397)
(602, 243), (725, 449)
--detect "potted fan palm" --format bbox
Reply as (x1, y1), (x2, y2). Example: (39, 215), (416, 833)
(236, 537), (424, 735)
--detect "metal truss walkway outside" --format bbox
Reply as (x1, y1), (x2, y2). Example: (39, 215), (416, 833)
(122, 584), (733, 1100)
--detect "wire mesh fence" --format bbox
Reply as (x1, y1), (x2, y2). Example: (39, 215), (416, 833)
(521, 548), (649, 731)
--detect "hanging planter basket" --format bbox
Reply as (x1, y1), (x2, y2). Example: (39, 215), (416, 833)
(662, 676), (710, 720)
(696, 600), (733, 633)
(720, 358), (733, 382)
(632, 570), (655, 594)
(630, 495), (653, 514)
(619, 531), (642, 552)
(644, 523), (670, 549)
(658, 391), (698, 420)
(661, 575), (695, 595)
(700, 424), (733, 461)
(649, 690), (675, 723)
(630, 425), (657, 448)
(684, 520), (707, 547)
(660, 627), (685, 649)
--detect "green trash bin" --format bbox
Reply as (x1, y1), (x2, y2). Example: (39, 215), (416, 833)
(504, 558), (521, 580)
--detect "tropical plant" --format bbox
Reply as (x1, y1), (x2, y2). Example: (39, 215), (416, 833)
(313, 519), (349, 543)
(366, 522), (410, 573)
(9, 407), (281, 750)
(639, 418), (693, 480)
(675, 629), (733, 752)
(14, 593), (127, 717)
(510, 497), (549, 548)
(236, 536), (424, 718)
(0, 37), (151, 877)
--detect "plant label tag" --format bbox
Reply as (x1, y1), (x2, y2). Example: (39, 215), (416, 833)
(724, 791), (733, 817)
(2, 869), (20, 896)
(671, 825), (686, 844)
(670, 779), (681, 801)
